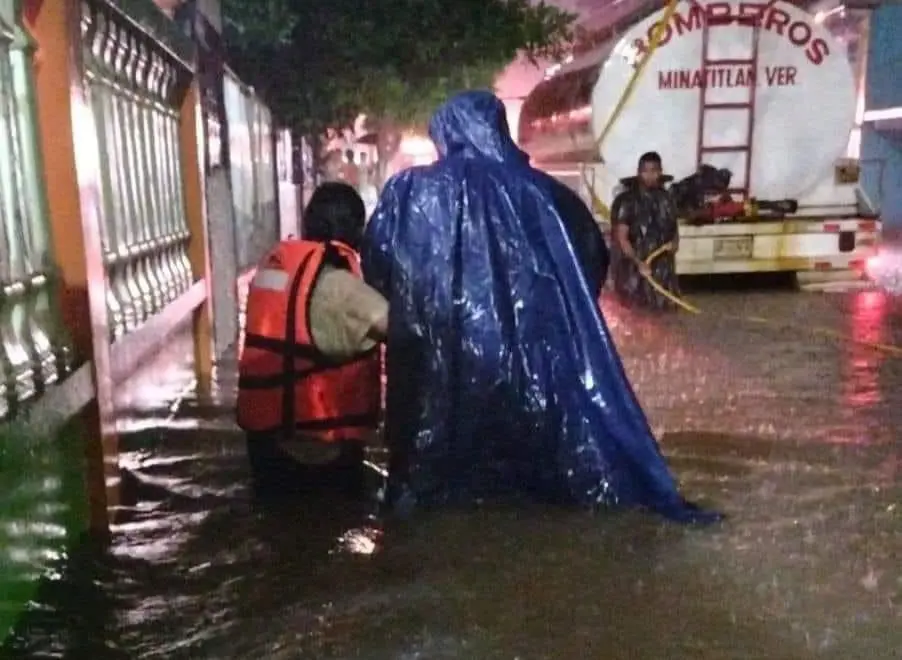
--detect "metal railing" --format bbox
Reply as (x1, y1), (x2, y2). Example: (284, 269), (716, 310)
(80, 0), (194, 341)
(0, 0), (288, 416)
(0, 3), (74, 417)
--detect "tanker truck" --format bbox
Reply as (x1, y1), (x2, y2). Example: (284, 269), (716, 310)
(517, 0), (881, 283)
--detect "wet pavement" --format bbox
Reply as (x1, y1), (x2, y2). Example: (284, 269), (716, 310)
(4, 279), (902, 659)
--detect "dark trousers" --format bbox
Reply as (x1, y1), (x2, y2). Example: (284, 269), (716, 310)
(246, 432), (366, 498)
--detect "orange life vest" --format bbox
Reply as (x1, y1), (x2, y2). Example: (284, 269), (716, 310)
(236, 239), (381, 441)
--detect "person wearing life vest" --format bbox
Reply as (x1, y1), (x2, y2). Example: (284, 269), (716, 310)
(237, 182), (388, 495)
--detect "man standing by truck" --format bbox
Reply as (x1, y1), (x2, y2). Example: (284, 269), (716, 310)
(611, 151), (680, 310)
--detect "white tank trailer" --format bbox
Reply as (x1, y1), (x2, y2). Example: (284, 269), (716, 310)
(518, 0), (880, 281)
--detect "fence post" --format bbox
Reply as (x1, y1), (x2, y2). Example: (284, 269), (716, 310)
(179, 80), (214, 393)
(194, 9), (240, 357)
(27, 0), (118, 535)
(277, 129), (299, 238)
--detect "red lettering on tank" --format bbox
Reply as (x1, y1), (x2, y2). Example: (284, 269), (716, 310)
(805, 38), (829, 65)
(632, 4), (831, 66)
(764, 8), (790, 34)
(647, 19), (674, 46)
(788, 20), (812, 46)
(765, 65), (798, 86)
(674, 5), (704, 34)
(655, 65), (804, 89)
(738, 2), (768, 25)
(734, 67), (754, 86)
(706, 2), (734, 25)
(784, 65), (797, 85)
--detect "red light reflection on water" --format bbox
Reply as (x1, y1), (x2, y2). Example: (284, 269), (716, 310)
(841, 290), (887, 410)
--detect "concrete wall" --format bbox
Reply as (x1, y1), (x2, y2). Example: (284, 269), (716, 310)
(860, 4), (902, 233)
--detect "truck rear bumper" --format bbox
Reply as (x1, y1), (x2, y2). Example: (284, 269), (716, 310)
(674, 218), (881, 275)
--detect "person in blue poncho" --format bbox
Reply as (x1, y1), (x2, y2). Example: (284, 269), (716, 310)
(361, 90), (721, 524)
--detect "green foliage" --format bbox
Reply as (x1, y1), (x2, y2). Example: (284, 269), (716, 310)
(222, 0), (575, 134)
(0, 415), (88, 638)
(220, 0), (298, 47)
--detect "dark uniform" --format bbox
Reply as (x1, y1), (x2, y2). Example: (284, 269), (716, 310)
(610, 180), (680, 310)
(547, 176), (609, 297)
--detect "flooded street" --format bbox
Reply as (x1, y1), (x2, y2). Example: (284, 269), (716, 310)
(4, 281), (902, 659)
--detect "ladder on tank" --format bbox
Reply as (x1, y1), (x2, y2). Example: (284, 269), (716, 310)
(694, 2), (772, 200)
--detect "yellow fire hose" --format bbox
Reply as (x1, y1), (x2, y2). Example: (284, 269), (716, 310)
(640, 243), (701, 314)
(639, 244), (902, 358)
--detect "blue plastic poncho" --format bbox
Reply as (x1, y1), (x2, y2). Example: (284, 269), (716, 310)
(362, 91), (720, 524)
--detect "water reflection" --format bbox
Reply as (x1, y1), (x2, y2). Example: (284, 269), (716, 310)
(0, 416), (87, 639)
(842, 289), (886, 411)
(333, 524), (383, 557)
(3, 286), (902, 658)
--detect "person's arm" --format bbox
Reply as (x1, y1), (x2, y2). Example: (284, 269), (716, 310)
(361, 173), (407, 297)
(309, 266), (390, 361)
(666, 192), (680, 252)
(547, 177), (609, 296)
(612, 195), (651, 277)
(366, 308), (388, 342)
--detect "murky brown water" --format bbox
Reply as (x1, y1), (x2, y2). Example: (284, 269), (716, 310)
(4, 280), (902, 659)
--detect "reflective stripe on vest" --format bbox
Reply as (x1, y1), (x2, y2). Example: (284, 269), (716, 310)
(236, 240), (381, 440)
(251, 268), (291, 292)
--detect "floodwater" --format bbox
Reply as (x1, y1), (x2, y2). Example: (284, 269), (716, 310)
(4, 276), (902, 659)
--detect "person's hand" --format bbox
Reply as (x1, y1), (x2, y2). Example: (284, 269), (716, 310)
(636, 260), (652, 278)
(369, 311), (388, 341)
